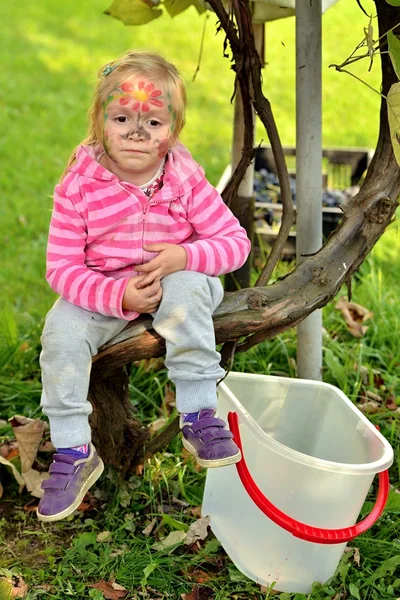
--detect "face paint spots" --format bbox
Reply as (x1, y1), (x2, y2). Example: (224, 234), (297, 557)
(157, 138), (169, 158)
(105, 80), (165, 114)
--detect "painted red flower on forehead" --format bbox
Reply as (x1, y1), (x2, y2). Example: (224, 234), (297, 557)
(119, 80), (164, 112)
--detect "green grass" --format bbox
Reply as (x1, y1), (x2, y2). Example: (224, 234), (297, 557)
(1, 0), (400, 598)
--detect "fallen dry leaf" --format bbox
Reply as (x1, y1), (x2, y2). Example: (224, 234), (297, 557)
(96, 531), (112, 543)
(364, 390), (383, 403)
(0, 440), (19, 460)
(0, 573), (29, 598)
(162, 384), (176, 415)
(9, 416), (48, 472)
(181, 447), (202, 472)
(89, 580), (128, 599)
(188, 568), (213, 584)
(135, 463), (144, 476)
(0, 456), (25, 492)
(358, 401), (380, 414)
(181, 585), (214, 600)
(184, 516), (210, 546)
(149, 417), (168, 434)
(38, 440), (55, 453)
(142, 517), (158, 537)
(335, 297), (373, 337)
(386, 395), (398, 411)
(190, 506), (202, 518)
(21, 468), (49, 498)
(152, 530), (186, 551)
(344, 546), (361, 566)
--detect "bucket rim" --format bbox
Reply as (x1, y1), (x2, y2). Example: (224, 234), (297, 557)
(219, 373), (394, 475)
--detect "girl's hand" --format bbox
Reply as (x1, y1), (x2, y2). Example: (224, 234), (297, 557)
(136, 244), (187, 287)
(122, 276), (162, 313)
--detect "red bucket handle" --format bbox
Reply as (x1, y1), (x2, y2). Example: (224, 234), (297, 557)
(228, 411), (390, 544)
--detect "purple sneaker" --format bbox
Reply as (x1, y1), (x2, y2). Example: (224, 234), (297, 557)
(180, 410), (241, 468)
(37, 443), (104, 522)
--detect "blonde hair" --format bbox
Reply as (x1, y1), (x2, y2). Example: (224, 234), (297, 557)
(60, 50), (187, 181)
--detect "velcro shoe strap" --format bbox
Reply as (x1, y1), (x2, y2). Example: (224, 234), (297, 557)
(205, 429), (234, 442)
(49, 462), (75, 475)
(42, 477), (69, 491)
(191, 418), (226, 432)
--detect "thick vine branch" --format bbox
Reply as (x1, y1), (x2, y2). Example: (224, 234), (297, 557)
(210, 0), (296, 284)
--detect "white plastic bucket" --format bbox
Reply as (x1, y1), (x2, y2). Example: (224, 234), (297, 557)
(202, 372), (393, 593)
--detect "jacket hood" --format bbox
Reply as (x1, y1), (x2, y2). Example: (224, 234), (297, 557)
(68, 142), (205, 197)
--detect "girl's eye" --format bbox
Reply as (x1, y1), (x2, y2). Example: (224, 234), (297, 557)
(148, 119), (161, 127)
(114, 116), (129, 123)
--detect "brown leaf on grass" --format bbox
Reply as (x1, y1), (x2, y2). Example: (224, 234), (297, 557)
(344, 546), (360, 566)
(335, 297), (373, 337)
(142, 517), (158, 537)
(21, 469), (49, 498)
(135, 463), (144, 476)
(187, 568), (213, 584)
(190, 506), (202, 518)
(184, 516), (210, 546)
(181, 585), (214, 600)
(162, 384), (176, 415)
(181, 447), (202, 472)
(386, 395), (398, 411)
(0, 440), (19, 460)
(358, 401), (380, 414)
(0, 574), (29, 598)
(364, 390), (383, 403)
(89, 580), (128, 599)
(149, 417), (168, 434)
(1, 416), (50, 498)
(38, 440), (55, 453)
(9, 416), (48, 472)
(0, 456), (25, 492)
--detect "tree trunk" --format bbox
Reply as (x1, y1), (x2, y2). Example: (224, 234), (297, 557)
(88, 0), (400, 471)
(88, 365), (149, 473)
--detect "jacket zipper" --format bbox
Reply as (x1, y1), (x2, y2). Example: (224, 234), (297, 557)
(141, 203), (148, 264)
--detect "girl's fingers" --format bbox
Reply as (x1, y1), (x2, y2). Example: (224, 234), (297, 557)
(139, 270), (162, 289)
(136, 258), (159, 273)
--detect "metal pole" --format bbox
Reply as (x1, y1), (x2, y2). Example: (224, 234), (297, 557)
(295, 0), (323, 380)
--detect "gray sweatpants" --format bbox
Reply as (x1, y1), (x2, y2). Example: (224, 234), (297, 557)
(40, 271), (225, 448)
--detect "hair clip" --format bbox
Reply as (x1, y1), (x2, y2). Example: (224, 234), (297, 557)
(102, 64), (117, 77)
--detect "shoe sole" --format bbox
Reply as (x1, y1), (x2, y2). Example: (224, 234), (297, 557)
(36, 458), (104, 523)
(182, 438), (242, 468)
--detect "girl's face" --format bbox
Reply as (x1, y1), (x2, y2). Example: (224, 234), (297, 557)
(101, 77), (175, 185)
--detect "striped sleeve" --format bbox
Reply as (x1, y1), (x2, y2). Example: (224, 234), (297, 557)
(181, 177), (251, 276)
(46, 184), (132, 319)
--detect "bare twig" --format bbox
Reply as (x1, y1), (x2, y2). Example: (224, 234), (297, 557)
(193, 11), (210, 82)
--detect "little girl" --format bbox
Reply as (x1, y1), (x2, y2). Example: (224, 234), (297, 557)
(37, 50), (251, 522)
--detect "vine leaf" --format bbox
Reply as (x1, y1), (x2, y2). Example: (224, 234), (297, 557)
(164, 0), (206, 17)
(388, 31), (400, 79)
(104, 0), (162, 25)
(387, 82), (400, 166)
(385, 0), (400, 6)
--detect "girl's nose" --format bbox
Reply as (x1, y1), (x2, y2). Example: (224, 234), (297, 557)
(129, 129), (144, 140)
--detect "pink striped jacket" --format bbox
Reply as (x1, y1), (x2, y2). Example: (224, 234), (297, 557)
(46, 143), (251, 320)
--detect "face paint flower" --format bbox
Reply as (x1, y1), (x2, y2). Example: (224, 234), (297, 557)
(119, 80), (164, 113)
